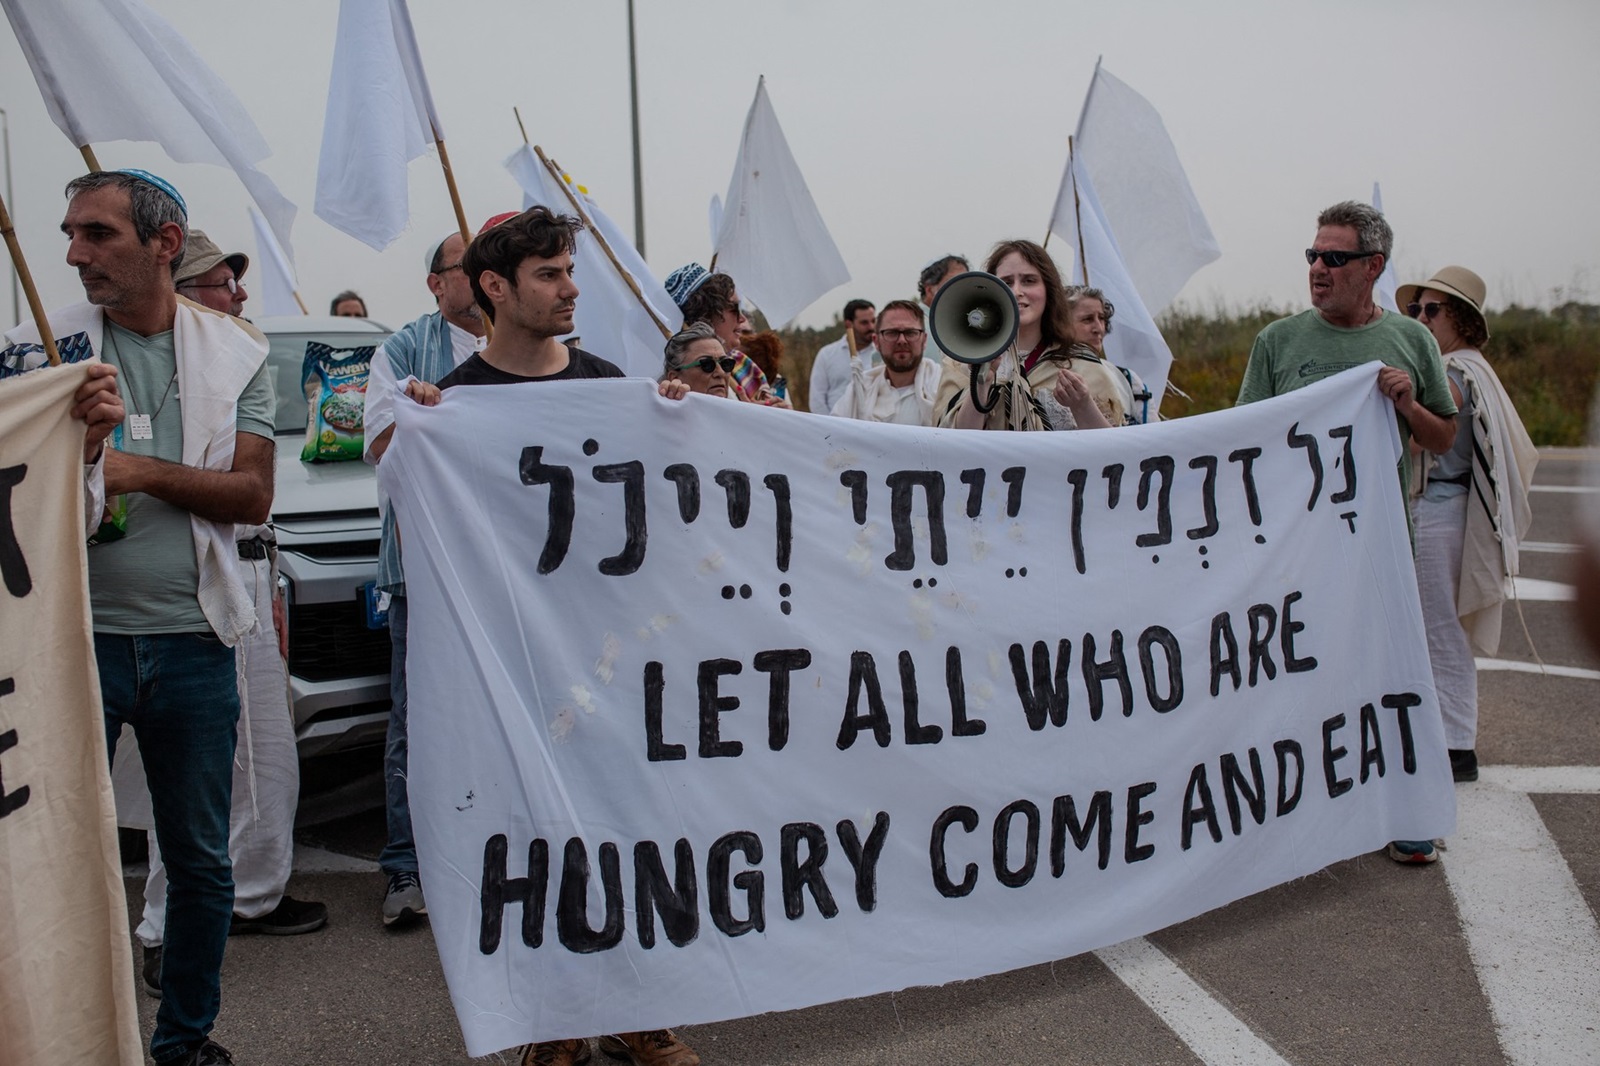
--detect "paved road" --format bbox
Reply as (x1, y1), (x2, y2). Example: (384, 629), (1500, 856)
(124, 448), (1600, 1065)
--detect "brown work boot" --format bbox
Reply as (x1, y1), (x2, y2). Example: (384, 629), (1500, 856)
(519, 1038), (592, 1066)
(597, 1030), (700, 1066)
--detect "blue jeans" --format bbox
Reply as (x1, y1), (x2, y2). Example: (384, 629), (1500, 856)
(378, 593), (416, 875)
(98, 632), (238, 1063)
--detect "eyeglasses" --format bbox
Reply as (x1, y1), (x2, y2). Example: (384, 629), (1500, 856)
(1406, 301), (1445, 320)
(182, 277), (241, 294)
(877, 328), (925, 343)
(1304, 248), (1380, 268)
(433, 261), (465, 275)
(673, 356), (737, 374)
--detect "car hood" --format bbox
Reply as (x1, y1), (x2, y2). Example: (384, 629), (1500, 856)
(273, 434), (380, 522)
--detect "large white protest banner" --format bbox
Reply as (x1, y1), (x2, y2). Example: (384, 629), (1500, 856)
(0, 364), (142, 1066)
(381, 366), (1454, 1056)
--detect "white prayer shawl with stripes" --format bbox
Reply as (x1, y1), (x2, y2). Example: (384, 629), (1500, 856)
(1426, 348), (1538, 654)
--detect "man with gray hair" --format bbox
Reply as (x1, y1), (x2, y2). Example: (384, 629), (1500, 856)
(1236, 199), (1457, 867)
(8, 169), (275, 1066)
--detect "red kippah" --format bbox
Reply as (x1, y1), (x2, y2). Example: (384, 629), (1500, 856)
(478, 211), (520, 235)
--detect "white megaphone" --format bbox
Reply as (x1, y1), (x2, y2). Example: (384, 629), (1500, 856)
(928, 271), (1019, 413)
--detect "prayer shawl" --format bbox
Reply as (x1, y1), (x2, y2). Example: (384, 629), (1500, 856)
(5, 298), (269, 646)
(833, 356), (940, 425)
(1425, 348), (1538, 654)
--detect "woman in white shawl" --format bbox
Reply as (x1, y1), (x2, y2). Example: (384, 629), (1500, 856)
(1398, 266), (1538, 783)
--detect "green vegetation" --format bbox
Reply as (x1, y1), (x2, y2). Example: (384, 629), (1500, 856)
(773, 303), (1599, 444)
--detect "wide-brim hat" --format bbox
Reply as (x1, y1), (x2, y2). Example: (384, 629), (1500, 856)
(174, 228), (248, 285)
(1397, 265), (1488, 339)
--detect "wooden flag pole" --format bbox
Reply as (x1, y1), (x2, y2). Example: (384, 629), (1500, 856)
(514, 106), (531, 147)
(79, 144), (101, 172)
(0, 186), (61, 366)
(534, 144), (672, 340)
(432, 130), (490, 338)
(291, 290), (310, 315)
(1069, 136), (1090, 287)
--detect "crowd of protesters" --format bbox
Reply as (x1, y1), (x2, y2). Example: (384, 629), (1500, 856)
(4, 167), (1565, 1066)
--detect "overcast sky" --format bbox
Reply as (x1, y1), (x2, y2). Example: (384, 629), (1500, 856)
(2, 0), (1596, 332)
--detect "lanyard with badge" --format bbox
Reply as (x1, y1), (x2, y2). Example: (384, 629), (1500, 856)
(89, 326), (178, 545)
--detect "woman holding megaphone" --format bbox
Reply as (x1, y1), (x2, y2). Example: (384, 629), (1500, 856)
(935, 239), (1111, 432)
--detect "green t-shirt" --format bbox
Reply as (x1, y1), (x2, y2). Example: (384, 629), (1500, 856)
(1237, 309), (1457, 503)
(89, 320), (275, 634)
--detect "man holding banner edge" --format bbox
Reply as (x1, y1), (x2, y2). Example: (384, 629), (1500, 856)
(1237, 200), (1457, 866)
(8, 169), (274, 1066)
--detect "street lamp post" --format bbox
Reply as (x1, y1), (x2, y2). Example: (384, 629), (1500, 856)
(626, 0), (645, 259)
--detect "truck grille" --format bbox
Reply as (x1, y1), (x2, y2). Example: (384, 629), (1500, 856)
(288, 600), (391, 682)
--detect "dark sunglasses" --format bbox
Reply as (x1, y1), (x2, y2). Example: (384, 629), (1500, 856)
(673, 355), (737, 374)
(1406, 301), (1445, 320)
(1304, 248), (1380, 268)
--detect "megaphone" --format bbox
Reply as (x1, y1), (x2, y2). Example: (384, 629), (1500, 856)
(928, 271), (1019, 413)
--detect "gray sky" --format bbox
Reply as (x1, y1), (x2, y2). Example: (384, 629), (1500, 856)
(2, 0), (1597, 332)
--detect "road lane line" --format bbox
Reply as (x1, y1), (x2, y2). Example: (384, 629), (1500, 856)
(1096, 937), (1291, 1066)
(1479, 765), (1600, 793)
(1522, 541), (1580, 554)
(1442, 787), (1600, 1065)
(1504, 577), (1575, 601)
(1475, 658), (1600, 682)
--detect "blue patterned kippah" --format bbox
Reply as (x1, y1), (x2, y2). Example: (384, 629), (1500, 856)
(664, 263), (710, 310)
(114, 169), (187, 218)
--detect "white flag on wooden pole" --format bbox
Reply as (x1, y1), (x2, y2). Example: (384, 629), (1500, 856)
(0, 0), (298, 259)
(1049, 62), (1218, 316)
(505, 146), (675, 379)
(712, 77), (849, 326)
(315, 0), (442, 250)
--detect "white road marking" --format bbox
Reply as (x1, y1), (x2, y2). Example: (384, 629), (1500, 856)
(1530, 484), (1598, 494)
(1504, 577), (1575, 601)
(1476, 658), (1600, 682)
(1442, 785), (1600, 1065)
(1479, 765), (1600, 793)
(1095, 937), (1291, 1066)
(1522, 540), (1580, 554)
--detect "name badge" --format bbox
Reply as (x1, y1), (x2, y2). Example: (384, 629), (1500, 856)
(128, 413), (153, 440)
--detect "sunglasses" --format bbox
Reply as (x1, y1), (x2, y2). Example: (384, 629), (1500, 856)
(673, 355), (737, 374)
(1406, 301), (1446, 321)
(1304, 248), (1380, 268)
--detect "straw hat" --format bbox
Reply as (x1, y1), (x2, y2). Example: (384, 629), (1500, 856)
(1397, 265), (1488, 339)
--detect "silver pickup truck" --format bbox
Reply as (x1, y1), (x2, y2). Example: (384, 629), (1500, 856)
(260, 315), (393, 759)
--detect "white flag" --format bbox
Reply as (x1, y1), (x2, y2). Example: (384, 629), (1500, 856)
(1068, 154), (1175, 410)
(248, 205), (304, 317)
(1, 0), (298, 260)
(1371, 182), (1400, 313)
(713, 77), (850, 326)
(505, 146), (676, 379)
(1049, 63), (1218, 315)
(315, 0), (442, 251)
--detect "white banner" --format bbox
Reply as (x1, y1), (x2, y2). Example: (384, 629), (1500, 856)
(381, 365), (1454, 1056)
(0, 364), (142, 1066)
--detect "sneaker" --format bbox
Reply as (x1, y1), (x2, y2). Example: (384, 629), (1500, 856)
(1449, 748), (1479, 783)
(598, 1030), (700, 1066)
(382, 871), (426, 928)
(231, 895), (328, 936)
(141, 944), (161, 998)
(174, 1039), (235, 1065)
(519, 1039), (593, 1066)
(1387, 839), (1439, 864)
